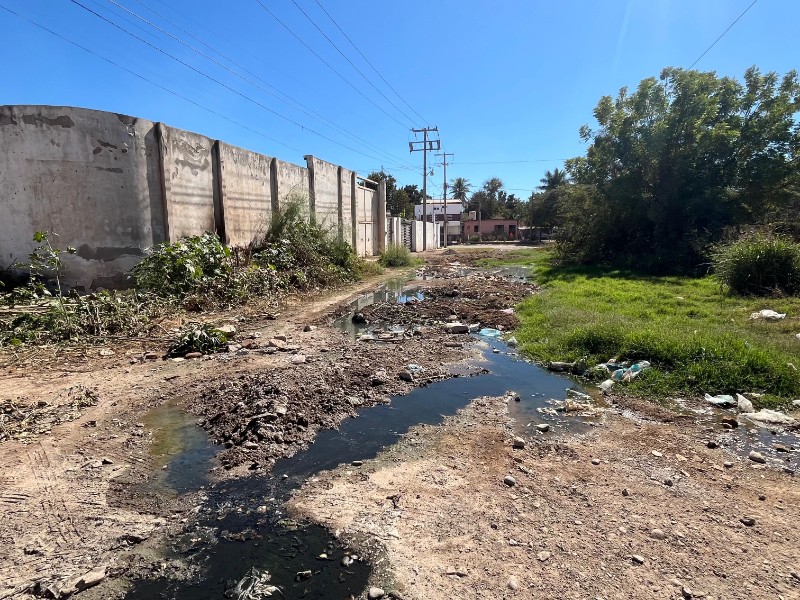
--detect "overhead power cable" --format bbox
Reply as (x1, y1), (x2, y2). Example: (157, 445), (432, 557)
(312, 0), (427, 125)
(102, 0), (416, 169)
(253, 0), (409, 129)
(66, 0), (411, 168)
(287, 0), (415, 126)
(0, 2), (304, 155)
(688, 0), (759, 69)
(451, 159), (571, 165)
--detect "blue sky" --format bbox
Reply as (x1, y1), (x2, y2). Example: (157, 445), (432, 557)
(2, 0), (797, 198)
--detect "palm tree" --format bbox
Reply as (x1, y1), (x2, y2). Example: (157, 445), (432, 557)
(538, 168), (568, 191)
(449, 177), (471, 210)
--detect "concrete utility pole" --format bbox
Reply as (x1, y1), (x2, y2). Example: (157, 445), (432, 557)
(435, 152), (453, 248)
(409, 127), (440, 251)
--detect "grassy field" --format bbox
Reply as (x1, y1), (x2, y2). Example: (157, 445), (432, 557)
(482, 249), (800, 408)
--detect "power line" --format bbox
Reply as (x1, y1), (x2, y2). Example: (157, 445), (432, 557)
(287, 0), (416, 126)
(0, 2), (304, 155)
(102, 0), (416, 169)
(451, 159), (571, 165)
(312, 0), (427, 125)
(689, 0), (759, 69)
(66, 0), (410, 168)
(253, 0), (409, 130)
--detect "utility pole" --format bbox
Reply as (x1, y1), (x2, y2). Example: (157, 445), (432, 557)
(409, 127), (440, 251)
(435, 152), (453, 248)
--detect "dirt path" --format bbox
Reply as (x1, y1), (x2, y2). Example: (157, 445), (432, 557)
(290, 394), (800, 599)
(3, 245), (798, 600)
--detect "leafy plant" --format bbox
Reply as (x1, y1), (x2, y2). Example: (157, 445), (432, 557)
(712, 234), (800, 296)
(132, 233), (232, 300)
(167, 323), (229, 357)
(379, 244), (414, 267)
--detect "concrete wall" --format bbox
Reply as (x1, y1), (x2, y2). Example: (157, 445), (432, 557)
(0, 105), (165, 289)
(218, 142), (272, 247)
(0, 105), (387, 288)
(306, 156), (339, 233)
(157, 123), (216, 241)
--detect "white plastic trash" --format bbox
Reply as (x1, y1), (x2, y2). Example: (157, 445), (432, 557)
(749, 309), (786, 321)
(736, 393), (754, 413)
(704, 393), (736, 407)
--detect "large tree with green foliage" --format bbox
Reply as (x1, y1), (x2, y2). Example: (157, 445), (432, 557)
(449, 177), (472, 210)
(560, 66), (800, 271)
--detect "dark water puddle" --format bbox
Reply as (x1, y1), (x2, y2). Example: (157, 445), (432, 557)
(142, 400), (218, 494)
(125, 336), (588, 599)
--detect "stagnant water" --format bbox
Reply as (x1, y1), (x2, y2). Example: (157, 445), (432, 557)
(126, 273), (798, 599)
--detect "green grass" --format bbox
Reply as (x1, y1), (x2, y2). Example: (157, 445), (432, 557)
(496, 250), (800, 408)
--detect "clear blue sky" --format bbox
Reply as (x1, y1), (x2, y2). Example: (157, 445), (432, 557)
(2, 0), (797, 198)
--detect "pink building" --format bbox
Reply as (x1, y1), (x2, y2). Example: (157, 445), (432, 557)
(462, 219), (519, 241)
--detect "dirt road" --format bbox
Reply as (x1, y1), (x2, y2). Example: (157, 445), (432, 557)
(2, 246), (798, 599)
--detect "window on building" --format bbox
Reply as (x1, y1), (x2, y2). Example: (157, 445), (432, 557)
(494, 224), (505, 233)
(474, 225), (479, 232)
(509, 224), (517, 234)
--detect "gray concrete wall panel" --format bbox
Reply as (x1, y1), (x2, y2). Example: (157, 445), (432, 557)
(0, 105), (164, 288)
(158, 124), (216, 241)
(218, 142), (272, 247)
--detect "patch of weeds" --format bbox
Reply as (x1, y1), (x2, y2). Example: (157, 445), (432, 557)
(712, 234), (800, 296)
(167, 323), (229, 357)
(378, 244), (417, 267)
(497, 251), (800, 405)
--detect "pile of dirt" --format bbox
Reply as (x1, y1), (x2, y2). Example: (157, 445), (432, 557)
(355, 269), (535, 332)
(0, 384), (99, 443)
(190, 335), (464, 473)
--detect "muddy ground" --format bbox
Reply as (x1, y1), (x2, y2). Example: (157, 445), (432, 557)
(1, 246), (799, 599)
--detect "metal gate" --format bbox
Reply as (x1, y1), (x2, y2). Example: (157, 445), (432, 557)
(401, 219), (412, 249)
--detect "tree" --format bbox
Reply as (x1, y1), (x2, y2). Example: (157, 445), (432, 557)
(449, 177), (472, 210)
(560, 66), (800, 271)
(538, 168), (568, 191)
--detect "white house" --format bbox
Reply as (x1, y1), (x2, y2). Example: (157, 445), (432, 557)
(413, 199), (463, 243)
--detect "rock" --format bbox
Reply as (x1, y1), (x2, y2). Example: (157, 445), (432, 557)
(503, 475), (516, 487)
(227, 344), (242, 353)
(537, 551), (551, 562)
(101, 457), (113, 465)
(547, 361), (574, 373)
(512, 437), (525, 450)
(748, 450), (766, 464)
(341, 556), (353, 567)
(622, 488), (630, 497)
(650, 528), (667, 540)
(663, 478), (674, 487)
(651, 450), (663, 458)
(242, 441), (258, 450)
(185, 352), (203, 359)
(444, 322), (469, 334)
(591, 458), (601, 465)
(758, 494), (766, 501)
(352, 312), (368, 324)
(57, 566), (107, 597)
(144, 352), (158, 360)
(507, 575), (519, 591)
(398, 370), (414, 382)
(706, 440), (719, 449)
(536, 423), (550, 433)
(303, 324), (316, 332)
(368, 587), (385, 599)
(720, 416), (738, 429)
(268, 338), (287, 350)
(295, 570), (312, 581)
(631, 554), (645, 565)
(724, 461), (734, 468)
(791, 571), (800, 582)
(217, 324), (236, 335)
(351, 460), (363, 467)
(291, 354), (307, 365)
(740, 517), (756, 527)
(773, 443), (791, 453)
(682, 586), (694, 599)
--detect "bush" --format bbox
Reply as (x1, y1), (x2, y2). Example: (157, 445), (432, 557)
(132, 233), (232, 299)
(378, 244), (413, 267)
(712, 235), (800, 296)
(252, 196), (362, 289)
